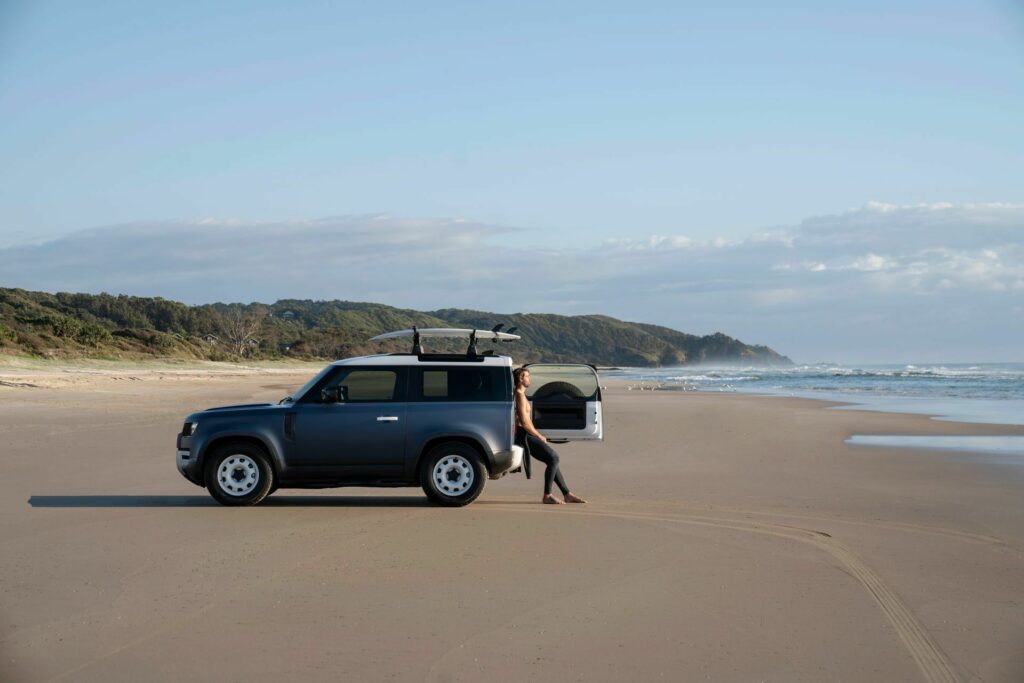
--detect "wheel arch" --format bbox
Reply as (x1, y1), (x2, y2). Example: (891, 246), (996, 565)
(416, 435), (491, 477)
(199, 434), (280, 486)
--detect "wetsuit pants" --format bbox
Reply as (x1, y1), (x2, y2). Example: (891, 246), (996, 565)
(520, 429), (570, 496)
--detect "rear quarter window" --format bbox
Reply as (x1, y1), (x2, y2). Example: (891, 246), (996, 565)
(414, 367), (508, 402)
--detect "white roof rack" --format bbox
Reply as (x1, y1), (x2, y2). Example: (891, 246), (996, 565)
(330, 354), (512, 367)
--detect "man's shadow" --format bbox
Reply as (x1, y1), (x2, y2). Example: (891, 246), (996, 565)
(28, 495), (433, 508)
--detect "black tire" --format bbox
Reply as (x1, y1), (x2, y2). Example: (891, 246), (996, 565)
(205, 442), (275, 507)
(420, 442), (487, 507)
(534, 380), (585, 400)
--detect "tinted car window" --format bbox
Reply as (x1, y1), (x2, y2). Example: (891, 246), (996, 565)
(290, 365), (333, 401)
(306, 368), (401, 403)
(415, 367), (507, 401)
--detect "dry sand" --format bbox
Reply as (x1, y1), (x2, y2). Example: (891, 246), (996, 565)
(2, 365), (1023, 682)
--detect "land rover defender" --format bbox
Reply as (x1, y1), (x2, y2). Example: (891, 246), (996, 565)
(175, 329), (602, 507)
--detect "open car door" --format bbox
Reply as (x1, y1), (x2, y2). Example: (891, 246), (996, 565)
(523, 364), (603, 442)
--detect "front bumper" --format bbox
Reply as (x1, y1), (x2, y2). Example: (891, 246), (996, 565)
(176, 434), (203, 486)
(488, 445), (524, 480)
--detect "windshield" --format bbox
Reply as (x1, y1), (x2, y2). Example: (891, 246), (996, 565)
(289, 365), (334, 402)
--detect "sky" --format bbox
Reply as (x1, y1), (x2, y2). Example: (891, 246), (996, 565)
(0, 0), (1022, 363)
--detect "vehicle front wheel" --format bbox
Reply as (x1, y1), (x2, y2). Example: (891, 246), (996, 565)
(205, 443), (274, 506)
(420, 442), (487, 507)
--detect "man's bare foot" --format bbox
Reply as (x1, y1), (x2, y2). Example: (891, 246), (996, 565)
(564, 492), (587, 503)
(542, 494), (565, 505)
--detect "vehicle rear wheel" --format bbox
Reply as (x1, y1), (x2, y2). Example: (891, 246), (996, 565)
(205, 443), (274, 506)
(420, 442), (486, 507)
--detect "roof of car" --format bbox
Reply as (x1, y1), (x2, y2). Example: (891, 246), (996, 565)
(330, 353), (513, 367)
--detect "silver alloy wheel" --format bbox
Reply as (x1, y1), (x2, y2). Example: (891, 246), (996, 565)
(433, 454), (474, 497)
(217, 454), (260, 496)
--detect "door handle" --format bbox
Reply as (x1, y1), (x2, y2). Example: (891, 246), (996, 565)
(376, 416), (399, 422)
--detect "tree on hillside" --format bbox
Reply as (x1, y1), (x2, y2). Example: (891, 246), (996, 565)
(219, 307), (266, 356)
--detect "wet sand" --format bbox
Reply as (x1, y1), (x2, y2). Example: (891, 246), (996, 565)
(2, 367), (1023, 682)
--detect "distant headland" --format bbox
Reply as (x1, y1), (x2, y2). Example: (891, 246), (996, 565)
(0, 288), (791, 367)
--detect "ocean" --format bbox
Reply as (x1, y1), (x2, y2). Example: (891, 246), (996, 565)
(601, 362), (1024, 428)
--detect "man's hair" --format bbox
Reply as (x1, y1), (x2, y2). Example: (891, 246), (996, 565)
(512, 367), (528, 388)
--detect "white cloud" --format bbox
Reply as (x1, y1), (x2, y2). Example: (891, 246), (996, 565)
(1, 202), (1022, 362)
(847, 254), (892, 272)
(600, 235), (695, 250)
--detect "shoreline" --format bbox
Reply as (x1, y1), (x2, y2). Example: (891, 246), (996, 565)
(612, 383), (1024, 430)
(605, 378), (1024, 434)
(4, 360), (1024, 434)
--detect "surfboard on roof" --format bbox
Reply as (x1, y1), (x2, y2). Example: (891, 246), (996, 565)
(369, 328), (521, 342)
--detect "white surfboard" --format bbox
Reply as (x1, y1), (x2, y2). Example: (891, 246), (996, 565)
(369, 328), (520, 342)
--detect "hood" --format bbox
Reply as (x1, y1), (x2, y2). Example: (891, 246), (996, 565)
(198, 402), (281, 416)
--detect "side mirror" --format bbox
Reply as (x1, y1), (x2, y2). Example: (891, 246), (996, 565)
(321, 386), (347, 403)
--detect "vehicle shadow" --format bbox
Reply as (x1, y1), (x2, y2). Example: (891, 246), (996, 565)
(28, 495), (434, 508)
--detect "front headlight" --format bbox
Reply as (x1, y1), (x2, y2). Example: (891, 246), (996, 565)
(182, 421), (199, 437)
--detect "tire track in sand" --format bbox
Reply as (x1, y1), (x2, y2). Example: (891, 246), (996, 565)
(601, 500), (1020, 554)
(483, 504), (961, 683)
(479, 496), (1019, 554)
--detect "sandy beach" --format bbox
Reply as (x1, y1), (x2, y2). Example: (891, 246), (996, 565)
(2, 365), (1023, 682)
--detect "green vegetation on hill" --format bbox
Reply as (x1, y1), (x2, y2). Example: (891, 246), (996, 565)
(0, 288), (791, 366)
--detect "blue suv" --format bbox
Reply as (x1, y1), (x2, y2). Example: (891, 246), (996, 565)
(176, 344), (603, 507)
